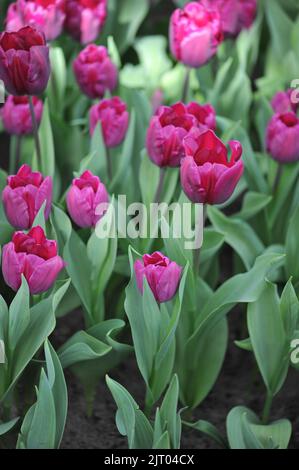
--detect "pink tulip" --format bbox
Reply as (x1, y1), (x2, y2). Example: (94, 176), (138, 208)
(146, 102), (216, 168)
(66, 170), (109, 228)
(169, 1), (223, 68)
(271, 89), (299, 114)
(181, 128), (243, 204)
(73, 44), (118, 99)
(0, 26), (50, 96)
(6, 0), (66, 41)
(2, 164), (52, 230)
(2, 226), (64, 294)
(203, 0), (257, 38)
(1, 96), (43, 136)
(266, 112), (299, 164)
(134, 252), (182, 303)
(89, 97), (129, 148)
(64, 0), (107, 44)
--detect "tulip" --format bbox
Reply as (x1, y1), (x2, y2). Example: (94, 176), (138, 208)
(1, 95), (43, 136)
(2, 226), (64, 294)
(66, 170), (109, 228)
(64, 0), (107, 44)
(203, 0), (257, 38)
(89, 97), (129, 148)
(169, 1), (223, 68)
(180, 128), (243, 204)
(2, 164), (52, 229)
(0, 26), (50, 96)
(266, 112), (299, 164)
(6, 0), (66, 41)
(134, 252), (182, 303)
(73, 44), (118, 99)
(271, 89), (299, 114)
(146, 102), (216, 168)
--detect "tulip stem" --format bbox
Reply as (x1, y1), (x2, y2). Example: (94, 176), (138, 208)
(262, 391), (273, 424)
(15, 135), (22, 173)
(182, 68), (191, 103)
(193, 204), (207, 275)
(28, 96), (42, 170)
(105, 146), (113, 181)
(272, 164), (283, 193)
(154, 167), (166, 203)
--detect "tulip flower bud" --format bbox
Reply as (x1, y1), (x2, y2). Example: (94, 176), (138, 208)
(146, 102), (216, 168)
(2, 226), (64, 294)
(0, 26), (50, 96)
(89, 97), (129, 148)
(134, 252), (182, 304)
(73, 44), (118, 99)
(180, 129), (243, 204)
(266, 112), (299, 164)
(2, 164), (52, 230)
(169, 1), (223, 68)
(66, 170), (109, 228)
(65, 0), (107, 44)
(271, 89), (299, 114)
(1, 95), (43, 136)
(6, 0), (66, 41)
(203, 0), (257, 38)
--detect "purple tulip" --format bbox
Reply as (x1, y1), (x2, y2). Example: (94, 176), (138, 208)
(146, 102), (216, 168)
(64, 0), (107, 44)
(2, 226), (64, 294)
(2, 164), (52, 230)
(6, 0), (66, 42)
(73, 44), (118, 99)
(266, 112), (299, 164)
(89, 97), (129, 148)
(1, 95), (43, 136)
(134, 252), (182, 304)
(66, 170), (109, 228)
(203, 0), (257, 38)
(180, 128), (243, 204)
(271, 89), (299, 114)
(0, 26), (50, 96)
(169, 1), (223, 68)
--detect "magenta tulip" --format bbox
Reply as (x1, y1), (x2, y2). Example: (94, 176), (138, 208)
(2, 226), (64, 294)
(266, 112), (299, 164)
(1, 95), (43, 135)
(271, 89), (299, 114)
(181, 129), (243, 204)
(169, 1), (223, 68)
(0, 26), (50, 96)
(134, 252), (182, 304)
(64, 0), (107, 44)
(73, 44), (118, 99)
(66, 170), (109, 228)
(203, 0), (257, 38)
(2, 164), (52, 230)
(6, 0), (66, 41)
(89, 97), (129, 148)
(146, 102), (216, 168)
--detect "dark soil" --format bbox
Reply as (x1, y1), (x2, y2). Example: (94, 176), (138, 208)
(53, 308), (299, 450)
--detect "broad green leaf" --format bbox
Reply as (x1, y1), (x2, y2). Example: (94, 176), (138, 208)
(247, 281), (288, 395)
(183, 419), (227, 448)
(286, 205), (299, 283)
(33, 100), (55, 178)
(44, 341), (68, 448)
(106, 376), (153, 449)
(208, 206), (264, 269)
(8, 276), (30, 351)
